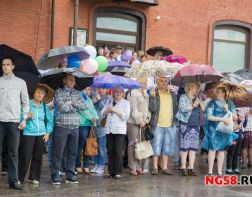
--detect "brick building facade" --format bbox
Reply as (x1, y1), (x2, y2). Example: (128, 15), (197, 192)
(0, 0), (252, 72)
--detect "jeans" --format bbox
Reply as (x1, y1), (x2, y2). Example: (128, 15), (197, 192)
(51, 126), (79, 181)
(151, 126), (176, 156)
(226, 135), (242, 170)
(107, 134), (126, 176)
(48, 133), (68, 171)
(0, 122), (20, 185)
(93, 135), (107, 168)
(75, 126), (90, 168)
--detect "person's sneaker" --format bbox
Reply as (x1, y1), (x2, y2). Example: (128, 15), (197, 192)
(90, 166), (98, 173)
(28, 179), (40, 185)
(65, 178), (79, 184)
(226, 169), (234, 174)
(1, 171), (7, 176)
(96, 167), (104, 175)
(59, 171), (65, 176)
(114, 174), (122, 180)
(51, 180), (61, 185)
(233, 169), (241, 174)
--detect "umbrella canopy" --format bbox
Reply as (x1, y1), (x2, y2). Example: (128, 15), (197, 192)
(107, 61), (131, 75)
(235, 69), (252, 80)
(108, 61), (131, 68)
(146, 46), (173, 57)
(92, 74), (141, 89)
(205, 81), (252, 108)
(110, 67), (131, 76)
(221, 72), (245, 84)
(161, 55), (187, 64)
(0, 44), (40, 76)
(41, 67), (93, 90)
(14, 71), (41, 98)
(171, 64), (223, 87)
(125, 60), (183, 79)
(37, 46), (89, 70)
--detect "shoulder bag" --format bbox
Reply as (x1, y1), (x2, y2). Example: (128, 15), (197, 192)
(135, 128), (154, 160)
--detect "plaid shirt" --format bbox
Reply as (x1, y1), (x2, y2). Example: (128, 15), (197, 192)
(54, 88), (86, 129)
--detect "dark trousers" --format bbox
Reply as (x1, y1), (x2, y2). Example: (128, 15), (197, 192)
(2, 135), (8, 172)
(51, 126), (79, 181)
(227, 136), (242, 170)
(18, 134), (44, 182)
(107, 134), (125, 176)
(0, 122), (20, 185)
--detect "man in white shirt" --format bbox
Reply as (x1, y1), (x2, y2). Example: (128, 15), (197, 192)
(0, 57), (29, 190)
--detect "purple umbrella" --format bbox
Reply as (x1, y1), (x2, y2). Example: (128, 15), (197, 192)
(108, 60), (131, 67)
(162, 55), (187, 64)
(92, 74), (141, 89)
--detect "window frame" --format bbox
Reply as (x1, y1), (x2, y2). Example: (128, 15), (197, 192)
(211, 20), (252, 70)
(93, 7), (146, 51)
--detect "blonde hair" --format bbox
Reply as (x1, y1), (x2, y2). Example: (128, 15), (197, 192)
(184, 82), (200, 94)
(112, 86), (125, 98)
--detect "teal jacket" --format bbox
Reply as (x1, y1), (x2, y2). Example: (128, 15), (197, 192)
(80, 96), (98, 127)
(22, 100), (54, 136)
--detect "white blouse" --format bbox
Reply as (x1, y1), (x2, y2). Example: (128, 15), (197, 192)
(101, 98), (130, 135)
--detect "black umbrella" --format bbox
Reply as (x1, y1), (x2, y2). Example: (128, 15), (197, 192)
(235, 69), (252, 80)
(0, 44), (41, 98)
(14, 71), (41, 98)
(146, 46), (173, 57)
(0, 44), (39, 76)
(41, 67), (93, 91)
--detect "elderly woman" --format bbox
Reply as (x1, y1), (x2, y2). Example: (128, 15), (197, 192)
(102, 86), (130, 179)
(176, 82), (203, 176)
(18, 84), (54, 184)
(127, 78), (150, 176)
(201, 86), (238, 175)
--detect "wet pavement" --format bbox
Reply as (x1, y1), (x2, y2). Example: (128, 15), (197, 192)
(0, 154), (252, 197)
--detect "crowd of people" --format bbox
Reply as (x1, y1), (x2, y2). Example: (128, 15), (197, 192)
(0, 51), (252, 191)
(96, 45), (150, 64)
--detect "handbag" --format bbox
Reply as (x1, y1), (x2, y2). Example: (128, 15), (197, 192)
(135, 128), (154, 160)
(100, 100), (112, 128)
(100, 117), (107, 128)
(84, 126), (98, 156)
(143, 125), (154, 140)
(216, 112), (233, 134)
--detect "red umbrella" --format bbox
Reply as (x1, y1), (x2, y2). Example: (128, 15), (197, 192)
(171, 64), (223, 87)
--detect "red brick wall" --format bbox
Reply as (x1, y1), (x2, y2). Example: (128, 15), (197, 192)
(0, 0), (51, 62)
(1, 0), (252, 66)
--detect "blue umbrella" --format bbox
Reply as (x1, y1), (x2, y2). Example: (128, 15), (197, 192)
(107, 60), (131, 72)
(92, 74), (141, 89)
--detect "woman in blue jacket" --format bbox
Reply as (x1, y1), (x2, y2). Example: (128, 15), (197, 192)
(18, 84), (54, 185)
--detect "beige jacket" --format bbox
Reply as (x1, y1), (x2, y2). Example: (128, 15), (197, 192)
(127, 89), (150, 125)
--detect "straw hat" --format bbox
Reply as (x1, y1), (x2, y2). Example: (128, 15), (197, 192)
(35, 84), (55, 104)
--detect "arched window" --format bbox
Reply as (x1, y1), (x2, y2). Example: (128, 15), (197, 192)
(212, 21), (252, 72)
(93, 7), (146, 51)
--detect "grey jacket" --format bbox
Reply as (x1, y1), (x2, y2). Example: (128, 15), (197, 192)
(149, 89), (178, 127)
(0, 74), (29, 123)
